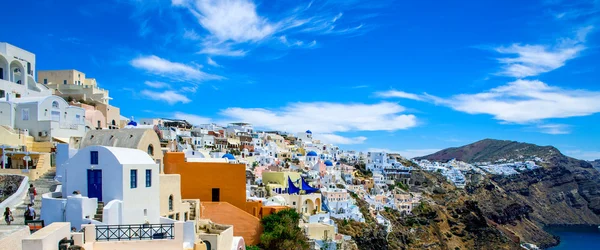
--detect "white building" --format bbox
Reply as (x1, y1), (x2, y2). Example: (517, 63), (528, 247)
(43, 145), (160, 228)
(0, 95), (86, 142)
(0, 42), (51, 99)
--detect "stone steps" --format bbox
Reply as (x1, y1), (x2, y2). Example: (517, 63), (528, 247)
(11, 170), (59, 225)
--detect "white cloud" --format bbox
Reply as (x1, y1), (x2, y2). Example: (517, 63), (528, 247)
(178, 0), (276, 43)
(495, 26), (592, 78)
(173, 112), (212, 125)
(219, 102), (418, 134)
(564, 150), (600, 161)
(130, 55), (222, 81)
(365, 148), (440, 159)
(429, 79), (600, 123)
(172, 0), (373, 56)
(316, 133), (367, 145)
(207, 57), (221, 67)
(183, 29), (201, 40)
(537, 124), (571, 135)
(140, 90), (191, 105)
(376, 90), (424, 101)
(144, 81), (169, 88)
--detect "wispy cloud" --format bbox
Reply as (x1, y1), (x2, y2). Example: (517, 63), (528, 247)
(170, 0), (379, 56)
(376, 79), (600, 125)
(139, 18), (151, 37)
(207, 57), (222, 67)
(494, 26), (593, 78)
(130, 55), (222, 81)
(426, 80), (600, 124)
(219, 102), (417, 133)
(144, 81), (169, 89)
(140, 90), (191, 105)
(376, 90), (424, 101)
(537, 124), (571, 135)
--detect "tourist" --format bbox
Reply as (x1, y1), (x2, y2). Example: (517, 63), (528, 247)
(4, 207), (13, 225)
(24, 204), (36, 221)
(28, 184), (37, 205)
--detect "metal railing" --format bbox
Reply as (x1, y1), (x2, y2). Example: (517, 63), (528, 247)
(95, 224), (174, 241)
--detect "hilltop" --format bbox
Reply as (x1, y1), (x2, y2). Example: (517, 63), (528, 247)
(347, 139), (600, 249)
(590, 159), (600, 172)
(415, 139), (561, 163)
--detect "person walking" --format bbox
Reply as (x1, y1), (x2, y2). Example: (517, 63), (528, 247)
(28, 184), (36, 205)
(4, 207), (13, 225)
(24, 204), (36, 221)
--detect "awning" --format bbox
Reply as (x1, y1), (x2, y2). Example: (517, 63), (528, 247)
(52, 137), (70, 143)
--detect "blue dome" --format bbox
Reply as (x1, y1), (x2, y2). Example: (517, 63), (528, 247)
(324, 160), (333, 166)
(297, 153), (303, 156)
(127, 121), (137, 126)
(307, 151), (318, 157)
(306, 130), (312, 134)
(222, 154), (236, 160)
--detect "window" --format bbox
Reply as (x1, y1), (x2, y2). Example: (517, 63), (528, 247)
(0, 90), (4, 98)
(44, 79), (47, 84)
(147, 145), (154, 156)
(52, 101), (59, 109)
(176, 213), (180, 221)
(168, 195), (173, 211)
(21, 109), (29, 121)
(146, 169), (152, 187)
(130, 169), (137, 188)
(90, 151), (98, 164)
(63, 80), (67, 85)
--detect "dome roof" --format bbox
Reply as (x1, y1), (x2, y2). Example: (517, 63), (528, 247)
(306, 130), (312, 134)
(222, 153), (236, 160)
(127, 120), (137, 126)
(307, 151), (318, 157)
(324, 160), (333, 166)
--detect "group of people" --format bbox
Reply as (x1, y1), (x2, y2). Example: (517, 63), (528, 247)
(3, 184), (37, 225)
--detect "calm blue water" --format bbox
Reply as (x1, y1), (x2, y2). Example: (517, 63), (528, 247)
(547, 225), (600, 250)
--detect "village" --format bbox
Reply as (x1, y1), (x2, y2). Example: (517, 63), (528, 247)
(0, 42), (434, 250)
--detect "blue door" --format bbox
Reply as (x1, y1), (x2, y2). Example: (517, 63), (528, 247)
(87, 169), (102, 201)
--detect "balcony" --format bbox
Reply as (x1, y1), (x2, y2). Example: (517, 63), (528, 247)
(94, 223), (174, 241)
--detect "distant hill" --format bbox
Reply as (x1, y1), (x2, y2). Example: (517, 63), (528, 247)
(415, 139), (561, 163)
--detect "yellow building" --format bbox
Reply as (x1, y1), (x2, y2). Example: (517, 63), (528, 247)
(262, 171), (301, 187)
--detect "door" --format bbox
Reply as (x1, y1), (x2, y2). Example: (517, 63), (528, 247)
(87, 169), (103, 201)
(211, 188), (220, 202)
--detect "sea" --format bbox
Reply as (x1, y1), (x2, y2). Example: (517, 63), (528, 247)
(547, 225), (600, 250)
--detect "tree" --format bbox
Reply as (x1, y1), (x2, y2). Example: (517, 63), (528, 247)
(260, 209), (310, 250)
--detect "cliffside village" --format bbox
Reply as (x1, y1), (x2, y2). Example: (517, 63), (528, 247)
(0, 42), (544, 250)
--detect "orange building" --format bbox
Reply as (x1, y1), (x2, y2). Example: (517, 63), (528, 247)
(164, 152), (247, 209)
(164, 152), (286, 245)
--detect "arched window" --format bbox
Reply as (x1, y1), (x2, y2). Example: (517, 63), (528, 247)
(168, 195), (173, 211)
(148, 144), (154, 156)
(52, 101), (59, 109)
(203, 240), (212, 250)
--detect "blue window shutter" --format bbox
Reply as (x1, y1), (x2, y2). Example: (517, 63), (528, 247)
(130, 169), (137, 188)
(146, 169), (152, 187)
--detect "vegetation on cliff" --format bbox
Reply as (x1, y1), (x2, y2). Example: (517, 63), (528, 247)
(258, 209), (309, 250)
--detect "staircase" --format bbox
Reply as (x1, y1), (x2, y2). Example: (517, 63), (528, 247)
(93, 201), (104, 222)
(12, 169), (60, 225)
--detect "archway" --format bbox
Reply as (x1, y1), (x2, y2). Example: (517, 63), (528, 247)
(9, 60), (24, 84)
(0, 54), (8, 80)
(303, 198), (315, 215)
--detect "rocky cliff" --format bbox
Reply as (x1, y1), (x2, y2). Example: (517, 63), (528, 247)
(342, 139), (600, 249)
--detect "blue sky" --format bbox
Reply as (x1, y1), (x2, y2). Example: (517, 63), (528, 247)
(2, 0), (600, 159)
